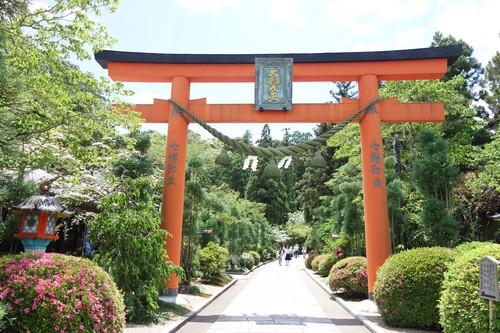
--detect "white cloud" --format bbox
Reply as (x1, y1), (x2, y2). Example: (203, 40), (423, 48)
(394, 28), (429, 49)
(324, 0), (430, 26)
(175, 0), (240, 13)
(377, 0), (431, 21)
(434, 0), (500, 65)
(267, 0), (306, 29)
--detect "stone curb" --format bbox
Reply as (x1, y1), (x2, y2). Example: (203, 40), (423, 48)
(303, 267), (385, 333)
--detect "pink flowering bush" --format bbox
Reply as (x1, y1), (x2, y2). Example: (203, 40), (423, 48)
(311, 254), (328, 272)
(0, 253), (125, 333)
(328, 256), (368, 297)
(333, 247), (344, 259)
(305, 253), (318, 269)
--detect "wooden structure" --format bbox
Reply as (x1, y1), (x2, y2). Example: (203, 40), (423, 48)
(96, 45), (461, 295)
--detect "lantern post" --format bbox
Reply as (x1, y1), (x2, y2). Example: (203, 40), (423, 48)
(13, 182), (70, 253)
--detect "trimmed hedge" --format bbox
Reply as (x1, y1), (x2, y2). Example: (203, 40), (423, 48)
(240, 253), (255, 270)
(439, 242), (500, 333)
(318, 254), (338, 277)
(199, 242), (229, 278)
(328, 256), (368, 297)
(249, 251), (261, 265)
(305, 253), (318, 269)
(373, 247), (455, 330)
(311, 254), (329, 272)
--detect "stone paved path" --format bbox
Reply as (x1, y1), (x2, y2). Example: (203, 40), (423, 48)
(177, 256), (371, 333)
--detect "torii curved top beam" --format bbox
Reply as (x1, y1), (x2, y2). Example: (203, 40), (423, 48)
(95, 45), (462, 83)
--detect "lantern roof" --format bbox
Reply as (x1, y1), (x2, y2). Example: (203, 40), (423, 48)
(15, 194), (65, 212)
(12, 182), (72, 217)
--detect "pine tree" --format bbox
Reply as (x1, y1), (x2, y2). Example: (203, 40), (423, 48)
(412, 129), (460, 246)
(245, 125), (290, 225)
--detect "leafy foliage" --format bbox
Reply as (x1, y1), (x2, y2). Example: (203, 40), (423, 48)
(0, 178), (38, 251)
(305, 253), (318, 269)
(0, 299), (10, 331)
(318, 253), (339, 277)
(199, 242), (229, 280)
(328, 256), (368, 297)
(325, 159), (365, 255)
(439, 242), (500, 333)
(0, 253), (125, 333)
(311, 254), (328, 272)
(240, 253), (255, 270)
(431, 31), (484, 101)
(412, 129), (460, 246)
(1, 0), (141, 174)
(373, 247), (455, 329)
(249, 250), (261, 265)
(88, 178), (181, 323)
(482, 50), (500, 129)
(245, 124), (293, 225)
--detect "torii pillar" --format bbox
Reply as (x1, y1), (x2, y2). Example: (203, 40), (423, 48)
(95, 45), (461, 296)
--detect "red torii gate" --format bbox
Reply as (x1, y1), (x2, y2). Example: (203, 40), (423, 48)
(95, 45), (461, 296)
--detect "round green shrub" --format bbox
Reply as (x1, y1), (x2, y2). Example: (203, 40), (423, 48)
(311, 254), (328, 272)
(305, 253), (318, 269)
(373, 247), (455, 330)
(199, 242), (229, 278)
(453, 241), (494, 256)
(249, 251), (261, 265)
(0, 253), (125, 333)
(240, 253), (255, 270)
(257, 246), (273, 261)
(328, 256), (368, 297)
(439, 242), (500, 333)
(318, 254), (339, 277)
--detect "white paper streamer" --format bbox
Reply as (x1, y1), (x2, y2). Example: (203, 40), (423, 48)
(278, 156), (293, 169)
(243, 156), (259, 171)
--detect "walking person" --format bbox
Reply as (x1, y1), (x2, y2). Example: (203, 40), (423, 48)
(276, 248), (283, 266)
(284, 247), (291, 266)
(294, 244), (299, 258)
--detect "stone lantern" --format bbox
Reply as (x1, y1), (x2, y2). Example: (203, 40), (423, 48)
(13, 181), (70, 253)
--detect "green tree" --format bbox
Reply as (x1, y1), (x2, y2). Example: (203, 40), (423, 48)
(1, 0), (140, 174)
(385, 155), (406, 252)
(181, 156), (207, 285)
(88, 178), (181, 323)
(245, 124), (290, 225)
(412, 129), (460, 246)
(431, 31), (483, 102)
(297, 83), (358, 225)
(482, 49), (500, 129)
(325, 159), (365, 255)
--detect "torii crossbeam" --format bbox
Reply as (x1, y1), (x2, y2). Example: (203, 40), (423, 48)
(95, 45), (461, 296)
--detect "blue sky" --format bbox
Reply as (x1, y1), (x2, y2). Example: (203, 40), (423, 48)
(81, 0), (500, 141)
